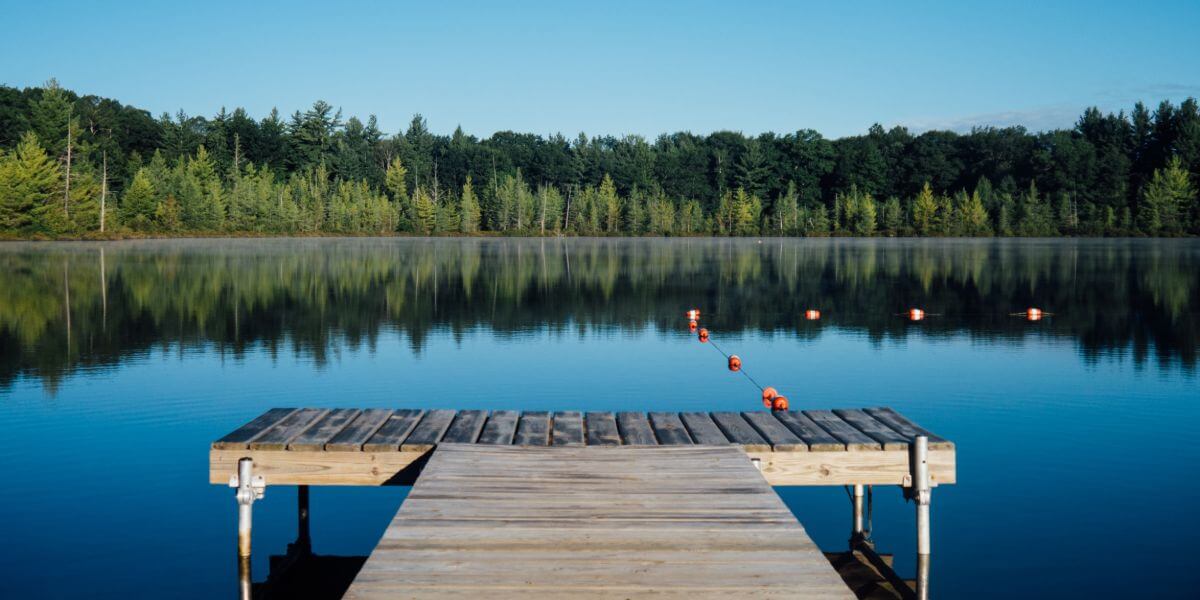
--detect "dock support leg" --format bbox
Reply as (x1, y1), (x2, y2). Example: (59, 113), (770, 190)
(297, 485), (311, 554)
(913, 435), (931, 600)
(850, 484), (866, 548)
(231, 458), (265, 600)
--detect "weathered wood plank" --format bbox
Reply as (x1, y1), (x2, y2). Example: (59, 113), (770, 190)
(441, 410), (488, 444)
(773, 411), (844, 451)
(751, 448), (957, 486)
(289, 408), (362, 451)
(212, 408), (298, 450)
(362, 409), (425, 452)
(343, 445), (857, 599)
(551, 411), (584, 446)
(514, 411), (551, 446)
(585, 412), (621, 446)
(401, 409), (458, 452)
(616, 412), (658, 446)
(648, 412), (693, 445)
(477, 410), (519, 445)
(249, 408), (328, 451)
(710, 412), (770, 452)
(679, 412), (731, 445)
(326, 409), (394, 451)
(802, 410), (881, 451)
(742, 411), (806, 452)
(833, 409), (909, 450)
(863, 407), (955, 449)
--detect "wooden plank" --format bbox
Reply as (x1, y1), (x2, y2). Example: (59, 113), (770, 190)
(212, 408), (298, 450)
(741, 412), (806, 451)
(401, 409), (458, 452)
(551, 411), (584, 446)
(584, 412), (621, 446)
(477, 410), (519, 445)
(710, 412), (770, 452)
(513, 411), (551, 446)
(833, 409), (910, 450)
(773, 411), (844, 451)
(441, 410), (488, 444)
(249, 408), (328, 451)
(679, 412), (731, 445)
(616, 412), (658, 446)
(863, 407), (955, 449)
(648, 412), (693, 445)
(362, 409), (425, 452)
(750, 448), (957, 486)
(802, 410), (881, 451)
(289, 408), (362, 451)
(326, 409), (393, 451)
(343, 445), (857, 599)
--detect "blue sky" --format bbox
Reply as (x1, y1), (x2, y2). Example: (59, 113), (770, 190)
(4, 0), (1199, 139)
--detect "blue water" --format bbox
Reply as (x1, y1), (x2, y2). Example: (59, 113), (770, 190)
(0, 238), (1196, 598)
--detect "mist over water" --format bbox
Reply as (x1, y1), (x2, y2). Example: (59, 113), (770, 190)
(1, 237), (1197, 598)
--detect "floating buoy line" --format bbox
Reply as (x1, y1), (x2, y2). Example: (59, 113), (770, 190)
(688, 305), (1049, 411)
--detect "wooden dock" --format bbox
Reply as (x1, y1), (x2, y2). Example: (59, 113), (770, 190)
(345, 444), (856, 598)
(210, 408), (955, 487)
(211, 407), (954, 599)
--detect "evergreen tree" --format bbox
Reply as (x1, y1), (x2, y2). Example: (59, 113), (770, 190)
(120, 169), (158, 230)
(459, 175), (481, 233)
(412, 186), (436, 234)
(958, 189), (991, 236)
(1139, 156), (1194, 235)
(0, 132), (61, 232)
(599, 174), (620, 233)
(385, 157), (411, 231)
(912, 182), (938, 235)
(882, 196), (903, 235)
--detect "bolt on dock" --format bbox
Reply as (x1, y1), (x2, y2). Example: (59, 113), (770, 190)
(211, 408), (955, 599)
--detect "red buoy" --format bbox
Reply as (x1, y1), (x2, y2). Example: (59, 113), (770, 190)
(728, 355), (742, 372)
(688, 319), (698, 332)
(772, 396), (789, 411)
(698, 328), (709, 342)
(804, 309), (821, 321)
(686, 309), (701, 321)
(761, 386), (779, 408)
(908, 308), (925, 322)
(1026, 307), (1043, 321)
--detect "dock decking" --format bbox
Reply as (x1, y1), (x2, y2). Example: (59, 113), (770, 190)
(210, 408), (956, 487)
(344, 444), (857, 599)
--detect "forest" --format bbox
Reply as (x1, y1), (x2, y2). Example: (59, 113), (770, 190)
(0, 79), (1197, 238)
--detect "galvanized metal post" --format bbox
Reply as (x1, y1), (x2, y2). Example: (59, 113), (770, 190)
(850, 484), (865, 548)
(913, 435), (931, 600)
(297, 485), (311, 554)
(231, 458), (265, 600)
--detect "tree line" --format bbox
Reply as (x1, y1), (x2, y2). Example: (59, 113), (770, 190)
(1, 79), (1198, 238)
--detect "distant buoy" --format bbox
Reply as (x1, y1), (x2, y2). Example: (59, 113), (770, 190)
(686, 309), (701, 321)
(804, 309), (821, 321)
(772, 396), (789, 411)
(761, 386), (778, 408)
(698, 328), (709, 342)
(728, 355), (742, 372)
(688, 319), (698, 332)
(908, 308), (925, 322)
(1026, 307), (1043, 321)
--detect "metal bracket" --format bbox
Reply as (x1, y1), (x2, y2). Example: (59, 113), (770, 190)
(750, 457), (762, 471)
(229, 464), (266, 504)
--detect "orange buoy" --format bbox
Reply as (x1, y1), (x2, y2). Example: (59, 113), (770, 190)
(772, 396), (789, 411)
(686, 309), (701, 321)
(698, 328), (709, 342)
(804, 309), (821, 321)
(908, 308), (925, 322)
(688, 319), (698, 332)
(761, 386), (779, 408)
(728, 355), (742, 372)
(1026, 307), (1043, 321)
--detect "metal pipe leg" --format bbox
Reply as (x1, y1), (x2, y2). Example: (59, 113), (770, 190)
(850, 484), (865, 548)
(297, 485), (311, 554)
(232, 458), (265, 600)
(913, 436), (931, 600)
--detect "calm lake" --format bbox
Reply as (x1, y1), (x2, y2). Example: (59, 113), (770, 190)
(1, 237), (1197, 599)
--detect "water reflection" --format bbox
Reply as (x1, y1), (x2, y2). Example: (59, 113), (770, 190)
(1, 237), (1196, 391)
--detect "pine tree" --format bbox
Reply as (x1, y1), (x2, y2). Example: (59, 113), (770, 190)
(120, 169), (158, 231)
(882, 196), (903, 234)
(0, 132), (61, 232)
(853, 191), (877, 235)
(385, 157), (410, 230)
(412, 186), (436, 234)
(958, 189), (991, 236)
(912, 182), (938, 235)
(459, 175), (481, 233)
(1139, 156), (1194, 235)
(600, 174), (620, 233)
